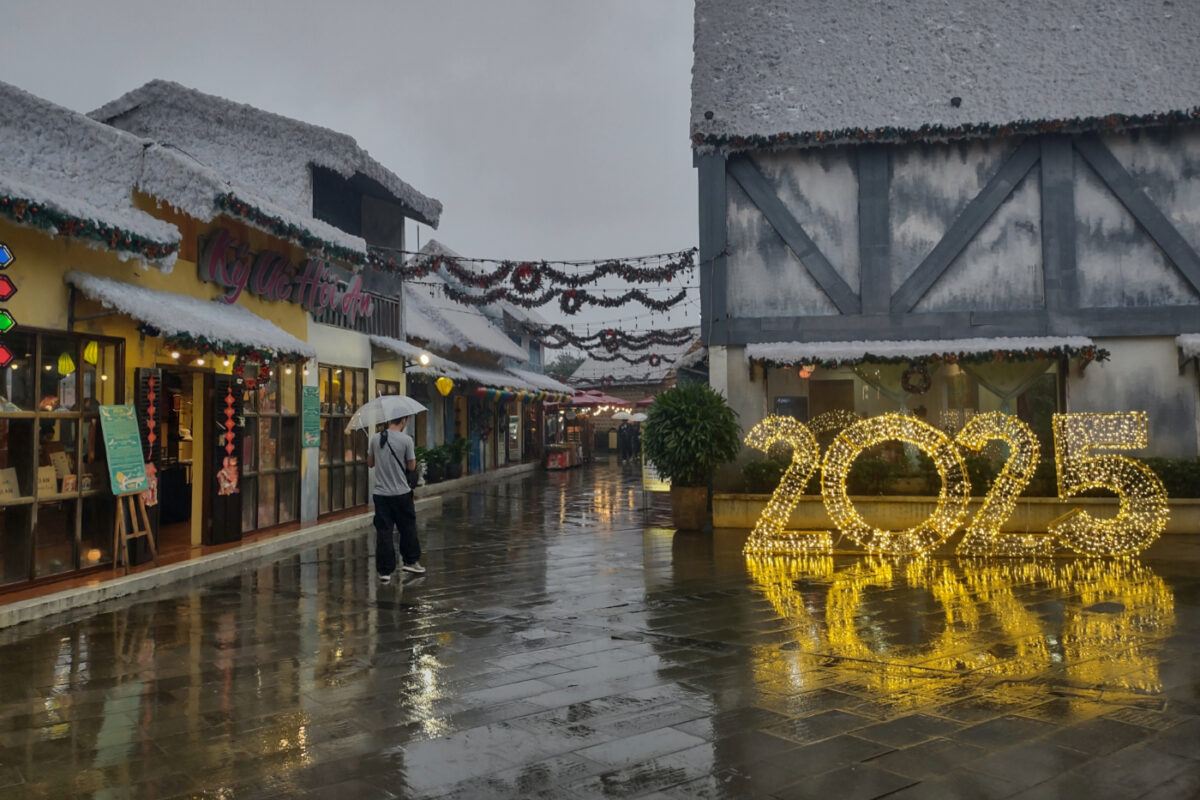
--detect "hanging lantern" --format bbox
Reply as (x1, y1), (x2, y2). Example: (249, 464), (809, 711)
(57, 352), (76, 375)
(436, 376), (454, 396)
(83, 341), (99, 365)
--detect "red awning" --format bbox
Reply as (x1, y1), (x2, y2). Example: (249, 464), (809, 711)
(569, 390), (632, 408)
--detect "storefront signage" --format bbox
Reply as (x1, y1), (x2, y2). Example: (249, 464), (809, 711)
(302, 385), (321, 447)
(98, 405), (149, 495)
(199, 229), (374, 322)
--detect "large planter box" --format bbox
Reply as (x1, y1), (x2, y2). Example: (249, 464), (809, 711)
(714, 493), (1200, 534)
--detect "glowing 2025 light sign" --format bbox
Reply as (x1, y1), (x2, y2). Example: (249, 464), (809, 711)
(743, 411), (1169, 558)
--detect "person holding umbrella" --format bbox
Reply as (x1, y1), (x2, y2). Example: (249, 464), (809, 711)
(349, 394), (428, 583)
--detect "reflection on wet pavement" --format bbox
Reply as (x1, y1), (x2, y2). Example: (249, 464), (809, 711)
(0, 459), (1196, 799)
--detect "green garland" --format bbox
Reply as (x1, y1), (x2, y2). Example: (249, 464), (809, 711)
(753, 344), (1110, 372)
(161, 331), (309, 365)
(214, 193), (367, 266)
(693, 108), (1200, 153)
(0, 193), (178, 263)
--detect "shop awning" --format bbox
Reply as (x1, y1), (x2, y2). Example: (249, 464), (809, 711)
(370, 336), (570, 398)
(65, 270), (315, 359)
(746, 336), (1108, 368)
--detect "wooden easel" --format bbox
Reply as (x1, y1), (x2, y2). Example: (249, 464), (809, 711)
(113, 492), (158, 573)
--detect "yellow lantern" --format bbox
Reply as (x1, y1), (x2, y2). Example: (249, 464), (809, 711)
(57, 352), (76, 375)
(436, 376), (454, 396)
(83, 341), (99, 365)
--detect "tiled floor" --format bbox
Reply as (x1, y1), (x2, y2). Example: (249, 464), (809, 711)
(0, 459), (1197, 798)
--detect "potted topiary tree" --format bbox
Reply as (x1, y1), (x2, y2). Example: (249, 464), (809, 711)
(642, 381), (741, 530)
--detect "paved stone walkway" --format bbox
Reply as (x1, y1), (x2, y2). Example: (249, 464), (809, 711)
(0, 460), (1197, 799)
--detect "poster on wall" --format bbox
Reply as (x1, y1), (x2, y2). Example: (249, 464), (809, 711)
(302, 385), (320, 447)
(97, 405), (149, 494)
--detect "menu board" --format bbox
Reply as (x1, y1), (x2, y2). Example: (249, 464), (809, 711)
(97, 405), (148, 494)
(37, 466), (57, 496)
(302, 385), (321, 448)
(0, 468), (21, 501)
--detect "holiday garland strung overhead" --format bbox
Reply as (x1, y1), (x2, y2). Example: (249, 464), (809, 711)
(693, 107), (1200, 153)
(524, 323), (695, 351)
(586, 352), (665, 366)
(0, 193), (179, 263)
(440, 281), (688, 314)
(369, 248), (696, 289)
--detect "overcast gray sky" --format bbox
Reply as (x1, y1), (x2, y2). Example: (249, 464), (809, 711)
(4, 0), (698, 334)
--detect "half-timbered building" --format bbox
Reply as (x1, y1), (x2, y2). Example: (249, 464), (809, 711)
(692, 0), (1200, 471)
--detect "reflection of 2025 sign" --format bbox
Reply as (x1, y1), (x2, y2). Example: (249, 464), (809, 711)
(744, 411), (1169, 557)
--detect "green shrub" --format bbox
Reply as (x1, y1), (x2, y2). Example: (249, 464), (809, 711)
(847, 457), (896, 495)
(643, 382), (741, 487)
(1145, 458), (1200, 498)
(742, 459), (789, 494)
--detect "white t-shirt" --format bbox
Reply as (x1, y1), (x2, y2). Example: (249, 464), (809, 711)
(369, 429), (415, 496)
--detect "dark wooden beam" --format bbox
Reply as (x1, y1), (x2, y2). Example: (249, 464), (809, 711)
(857, 146), (891, 314)
(1075, 135), (1200, 298)
(890, 139), (1041, 313)
(1040, 137), (1077, 311)
(727, 155), (861, 315)
(722, 305), (1200, 344)
(697, 152), (728, 346)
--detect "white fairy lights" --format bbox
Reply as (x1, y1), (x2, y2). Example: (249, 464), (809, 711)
(742, 416), (832, 554)
(741, 411), (1170, 558)
(822, 414), (970, 555)
(955, 412), (1050, 557)
(1050, 412), (1169, 556)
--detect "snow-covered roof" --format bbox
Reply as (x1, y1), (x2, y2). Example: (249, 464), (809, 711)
(692, 0), (1200, 153)
(404, 241), (529, 362)
(1178, 334), (1200, 361)
(746, 337), (1100, 366)
(371, 336), (568, 395)
(672, 343), (708, 371)
(66, 270), (315, 358)
(572, 330), (701, 387)
(0, 80), (180, 269)
(90, 80), (441, 255)
(506, 367), (574, 395)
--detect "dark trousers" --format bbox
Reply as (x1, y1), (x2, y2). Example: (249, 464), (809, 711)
(373, 492), (420, 575)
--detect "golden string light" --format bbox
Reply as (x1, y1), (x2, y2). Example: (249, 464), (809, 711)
(742, 416), (832, 555)
(821, 414), (970, 555)
(806, 409), (863, 446)
(955, 412), (1050, 557)
(1050, 412), (1169, 556)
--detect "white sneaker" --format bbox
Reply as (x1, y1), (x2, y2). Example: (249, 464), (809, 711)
(401, 562), (426, 574)
(379, 573), (392, 584)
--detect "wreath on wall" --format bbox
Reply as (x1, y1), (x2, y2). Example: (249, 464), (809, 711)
(901, 363), (932, 394)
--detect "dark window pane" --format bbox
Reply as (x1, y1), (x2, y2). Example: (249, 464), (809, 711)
(318, 468), (330, 515)
(34, 499), (76, 577)
(242, 419), (257, 474)
(279, 419), (298, 469)
(257, 474), (277, 528)
(331, 468), (345, 512)
(258, 417), (279, 471)
(278, 472), (297, 525)
(0, 331), (37, 410)
(355, 465), (368, 506)
(80, 493), (114, 568)
(241, 476), (257, 533)
(0, 504), (32, 585)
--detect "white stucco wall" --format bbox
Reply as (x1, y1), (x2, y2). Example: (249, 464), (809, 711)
(1067, 337), (1199, 458)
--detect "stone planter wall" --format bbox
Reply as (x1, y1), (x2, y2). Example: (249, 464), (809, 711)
(714, 493), (1200, 534)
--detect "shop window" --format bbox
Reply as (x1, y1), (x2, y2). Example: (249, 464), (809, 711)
(0, 330), (124, 586)
(319, 365), (368, 516)
(240, 362), (300, 533)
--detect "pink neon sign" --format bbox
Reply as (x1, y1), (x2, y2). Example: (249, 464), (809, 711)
(199, 229), (374, 321)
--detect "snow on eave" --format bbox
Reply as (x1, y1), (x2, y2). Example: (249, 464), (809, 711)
(0, 80), (181, 270)
(66, 270), (315, 358)
(90, 79), (441, 228)
(691, 0), (1200, 153)
(506, 367), (574, 394)
(1178, 334), (1200, 360)
(746, 337), (1099, 365)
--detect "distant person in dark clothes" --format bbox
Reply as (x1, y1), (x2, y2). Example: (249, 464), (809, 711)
(617, 420), (632, 462)
(631, 423), (642, 460)
(367, 416), (423, 583)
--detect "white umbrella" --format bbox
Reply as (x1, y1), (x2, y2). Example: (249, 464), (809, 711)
(345, 395), (427, 432)
(630, 412), (648, 422)
(612, 410), (633, 420)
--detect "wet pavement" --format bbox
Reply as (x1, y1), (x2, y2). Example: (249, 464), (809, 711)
(0, 459), (1198, 799)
